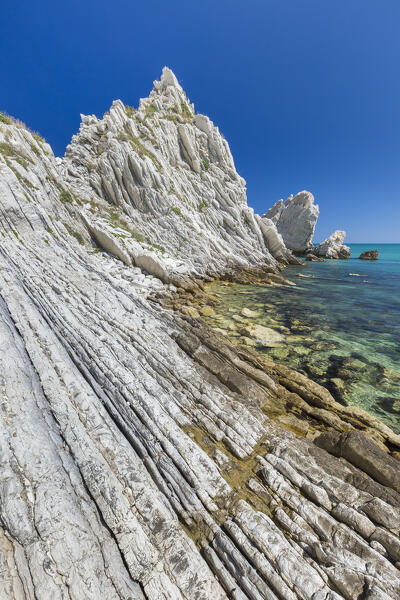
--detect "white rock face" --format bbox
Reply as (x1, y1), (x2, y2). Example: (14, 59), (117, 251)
(0, 69), (399, 599)
(57, 66), (303, 280)
(257, 215), (302, 264)
(265, 190), (319, 253)
(314, 230), (351, 259)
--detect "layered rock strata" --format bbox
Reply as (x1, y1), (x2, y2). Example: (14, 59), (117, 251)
(0, 69), (399, 599)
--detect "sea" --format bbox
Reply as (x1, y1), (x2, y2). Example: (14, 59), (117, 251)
(205, 244), (400, 433)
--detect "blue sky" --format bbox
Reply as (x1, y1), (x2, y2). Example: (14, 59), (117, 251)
(1, 0), (399, 242)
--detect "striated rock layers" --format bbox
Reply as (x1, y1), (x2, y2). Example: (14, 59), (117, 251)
(264, 191), (319, 254)
(0, 68), (399, 599)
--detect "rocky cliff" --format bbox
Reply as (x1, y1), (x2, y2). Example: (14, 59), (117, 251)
(0, 69), (399, 600)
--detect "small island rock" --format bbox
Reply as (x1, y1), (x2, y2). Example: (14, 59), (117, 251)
(359, 250), (379, 260)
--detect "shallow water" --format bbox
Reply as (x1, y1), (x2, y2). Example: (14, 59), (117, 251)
(205, 244), (400, 433)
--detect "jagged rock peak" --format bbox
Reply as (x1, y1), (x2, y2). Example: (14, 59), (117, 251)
(58, 68), (303, 283)
(137, 66), (195, 116)
(155, 66), (183, 91)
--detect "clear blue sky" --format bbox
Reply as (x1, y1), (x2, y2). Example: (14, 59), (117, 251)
(1, 1), (399, 242)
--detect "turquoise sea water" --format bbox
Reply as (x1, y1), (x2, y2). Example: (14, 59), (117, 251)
(206, 244), (400, 433)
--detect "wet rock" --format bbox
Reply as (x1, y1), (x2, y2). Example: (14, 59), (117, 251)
(330, 377), (347, 400)
(277, 413), (310, 435)
(359, 250), (379, 260)
(306, 254), (325, 262)
(181, 305), (200, 318)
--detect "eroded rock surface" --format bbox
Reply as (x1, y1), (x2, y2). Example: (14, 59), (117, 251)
(264, 191), (319, 253)
(0, 69), (399, 599)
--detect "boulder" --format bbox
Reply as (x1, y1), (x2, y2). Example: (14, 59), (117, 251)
(82, 216), (132, 265)
(359, 250), (379, 260)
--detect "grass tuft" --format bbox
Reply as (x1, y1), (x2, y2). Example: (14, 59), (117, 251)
(63, 222), (84, 244)
(0, 112), (12, 125)
(171, 206), (183, 217)
(144, 103), (158, 119)
(60, 190), (73, 203)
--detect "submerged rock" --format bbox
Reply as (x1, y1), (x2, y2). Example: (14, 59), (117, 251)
(359, 249), (379, 260)
(241, 323), (286, 346)
(240, 307), (260, 318)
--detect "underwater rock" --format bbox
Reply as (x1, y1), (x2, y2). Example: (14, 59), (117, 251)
(377, 397), (400, 415)
(241, 307), (260, 318)
(359, 250), (379, 260)
(330, 376), (347, 400)
(241, 323), (286, 346)
(311, 340), (340, 351)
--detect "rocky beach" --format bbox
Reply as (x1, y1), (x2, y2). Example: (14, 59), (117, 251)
(0, 68), (399, 600)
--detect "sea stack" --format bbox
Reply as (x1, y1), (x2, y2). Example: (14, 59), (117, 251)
(312, 230), (351, 259)
(264, 190), (319, 254)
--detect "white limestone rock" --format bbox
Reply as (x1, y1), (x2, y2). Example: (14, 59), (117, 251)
(314, 230), (351, 259)
(265, 190), (319, 253)
(0, 68), (398, 600)
(257, 215), (302, 264)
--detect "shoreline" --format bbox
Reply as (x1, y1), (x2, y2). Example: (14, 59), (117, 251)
(161, 269), (400, 460)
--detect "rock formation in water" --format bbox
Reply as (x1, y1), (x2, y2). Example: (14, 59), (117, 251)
(312, 230), (351, 259)
(0, 68), (399, 599)
(359, 250), (379, 260)
(264, 191), (319, 254)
